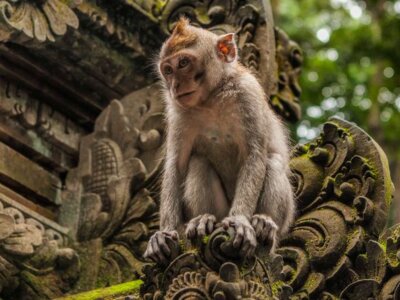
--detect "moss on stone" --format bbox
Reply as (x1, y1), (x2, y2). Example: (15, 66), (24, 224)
(202, 235), (210, 244)
(55, 280), (142, 300)
(271, 280), (285, 296)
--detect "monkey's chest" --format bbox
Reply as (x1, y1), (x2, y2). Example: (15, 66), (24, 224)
(192, 124), (247, 197)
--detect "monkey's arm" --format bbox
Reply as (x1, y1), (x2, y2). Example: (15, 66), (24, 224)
(159, 133), (185, 232)
(229, 145), (267, 218)
(144, 128), (185, 263)
(251, 115), (294, 251)
(221, 93), (269, 257)
(229, 99), (269, 219)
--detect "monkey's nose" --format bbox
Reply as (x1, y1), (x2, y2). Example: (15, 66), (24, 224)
(174, 81), (180, 91)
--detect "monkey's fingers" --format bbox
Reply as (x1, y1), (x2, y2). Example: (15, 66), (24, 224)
(185, 215), (202, 238)
(252, 216), (264, 236)
(143, 242), (158, 263)
(206, 217), (215, 234)
(185, 222), (198, 239)
(260, 224), (277, 248)
(240, 227), (257, 257)
(197, 215), (209, 237)
(155, 232), (171, 257)
(165, 230), (179, 241)
(151, 237), (167, 263)
(233, 224), (244, 248)
(221, 218), (232, 230)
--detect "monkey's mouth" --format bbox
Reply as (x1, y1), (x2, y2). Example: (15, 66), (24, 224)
(177, 90), (196, 100)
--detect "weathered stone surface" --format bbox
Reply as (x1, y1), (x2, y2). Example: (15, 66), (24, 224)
(0, 190), (79, 300)
(0, 0), (80, 43)
(271, 27), (303, 122)
(0, 141), (62, 205)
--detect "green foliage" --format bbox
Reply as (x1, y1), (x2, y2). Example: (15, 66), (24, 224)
(278, 0), (400, 147)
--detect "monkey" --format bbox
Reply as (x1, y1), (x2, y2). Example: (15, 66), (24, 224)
(143, 18), (295, 264)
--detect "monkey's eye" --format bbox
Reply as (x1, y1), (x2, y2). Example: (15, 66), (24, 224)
(164, 65), (173, 75)
(178, 57), (190, 68)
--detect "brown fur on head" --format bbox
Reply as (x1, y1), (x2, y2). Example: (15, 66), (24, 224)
(162, 17), (198, 57)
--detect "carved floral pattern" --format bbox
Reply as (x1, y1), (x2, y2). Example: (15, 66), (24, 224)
(0, 0), (80, 42)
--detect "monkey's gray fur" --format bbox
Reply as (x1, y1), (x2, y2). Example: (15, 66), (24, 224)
(143, 18), (295, 264)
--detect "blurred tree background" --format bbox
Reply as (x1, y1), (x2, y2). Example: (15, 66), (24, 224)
(274, 0), (400, 225)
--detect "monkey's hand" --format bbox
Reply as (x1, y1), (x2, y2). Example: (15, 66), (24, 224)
(221, 215), (257, 258)
(251, 214), (278, 252)
(185, 214), (216, 240)
(143, 230), (179, 264)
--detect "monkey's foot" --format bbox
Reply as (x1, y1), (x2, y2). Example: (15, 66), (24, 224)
(251, 214), (278, 252)
(221, 215), (257, 258)
(143, 230), (179, 264)
(185, 214), (216, 239)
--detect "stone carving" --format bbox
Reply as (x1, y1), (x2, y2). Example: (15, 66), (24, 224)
(278, 117), (392, 298)
(139, 117), (394, 299)
(0, 76), (86, 160)
(270, 27), (303, 122)
(140, 227), (291, 300)
(0, 0), (80, 42)
(60, 85), (165, 290)
(76, 2), (145, 54)
(0, 192), (79, 299)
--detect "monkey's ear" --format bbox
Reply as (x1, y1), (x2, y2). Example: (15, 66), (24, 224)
(216, 33), (237, 63)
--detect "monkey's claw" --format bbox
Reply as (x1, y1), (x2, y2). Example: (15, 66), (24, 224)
(221, 215), (257, 258)
(185, 214), (216, 239)
(251, 214), (278, 251)
(143, 230), (179, 264)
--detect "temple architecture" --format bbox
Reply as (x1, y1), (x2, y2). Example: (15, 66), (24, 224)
(0, 0), (398, 299)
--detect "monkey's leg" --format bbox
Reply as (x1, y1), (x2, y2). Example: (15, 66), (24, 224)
(184, 155), (229, 240)
(254, 153), (295, 252)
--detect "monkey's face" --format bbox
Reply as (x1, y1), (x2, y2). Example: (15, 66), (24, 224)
(159, 50), (208, 108)
(158, 18), (237, 109)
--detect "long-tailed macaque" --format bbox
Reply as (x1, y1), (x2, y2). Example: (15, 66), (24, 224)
(144, 18), (295, 263)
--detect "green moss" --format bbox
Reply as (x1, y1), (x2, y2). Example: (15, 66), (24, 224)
(202, 235), (210, 244)
(271, 280), (285, 296)
(55, 280), (142, 300)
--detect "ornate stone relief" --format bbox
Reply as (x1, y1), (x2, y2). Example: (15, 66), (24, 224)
(138, 118), (394, 299)
(59, 84), (164, 290)
(0, 0), (80, 42)
(140, 227), (292, 299)
(271, 27), (303, 122)
(0, 76), (86, 165)
(0, 191), (79, 299)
